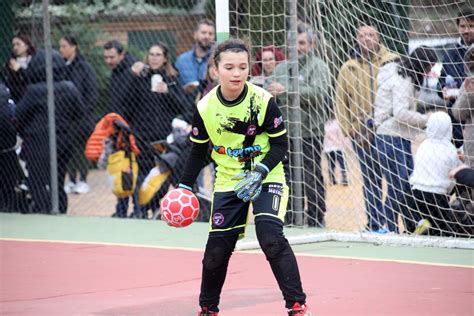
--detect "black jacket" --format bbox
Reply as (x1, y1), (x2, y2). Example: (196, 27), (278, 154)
(0, 83), (16, 151)
(128, 69), (195, 143)
(64, 54), (99, 136)
(2, 59), (30, 103)
(106, 53), (136, 116)
(16, 50), (85, 156)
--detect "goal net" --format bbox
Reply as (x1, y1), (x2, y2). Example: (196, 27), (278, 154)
(229, 0), (473, 248)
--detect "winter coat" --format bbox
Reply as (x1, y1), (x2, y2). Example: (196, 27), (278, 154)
(323, 119), (347, 153)
(0, 83), (16, 151)
(15, 50), (85, 157)
(273, 51), (330, 138)
(439, 41), (470, 91)
(128, 69), (194, 143)
(410, 112), (461, 194)
(451, 44), (474, 167)
(1, 56), (32, 103)
(64, 54), (99, 137)
(335, 45), (398, 138)
(106, 53), (137, 117)
(373, 62), (429, 140)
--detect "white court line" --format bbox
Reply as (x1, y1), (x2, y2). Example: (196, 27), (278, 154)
(1, 237), (472, 269)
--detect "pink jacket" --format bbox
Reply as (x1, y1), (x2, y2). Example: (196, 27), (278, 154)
(323, 119), (347, 153)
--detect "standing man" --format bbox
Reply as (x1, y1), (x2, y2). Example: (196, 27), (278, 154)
(102, 40), (140, 218)
(335, 23), (398, 233)
(269, 22), (331, 227)
(175, 19), (215, 98)
(438, 8), (474, 149)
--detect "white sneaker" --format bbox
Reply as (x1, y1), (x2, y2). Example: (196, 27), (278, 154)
(64, 182), (75, 194)
(74, 181), (90, 194)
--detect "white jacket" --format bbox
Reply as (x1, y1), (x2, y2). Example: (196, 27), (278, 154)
(410, 112), (461, 194)
(373, 62), (429, 140)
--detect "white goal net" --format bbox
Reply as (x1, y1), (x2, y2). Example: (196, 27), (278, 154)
(230, 0), (473, 248)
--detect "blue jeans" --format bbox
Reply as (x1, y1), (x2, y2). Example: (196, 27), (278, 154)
(375, 135), (414, 233)
(352, 140), (384, 230)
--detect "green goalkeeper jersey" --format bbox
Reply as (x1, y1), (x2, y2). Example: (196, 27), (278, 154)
(190, 82), (287, 192)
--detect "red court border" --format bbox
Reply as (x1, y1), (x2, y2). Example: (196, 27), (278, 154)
(1, 240), (472, 315)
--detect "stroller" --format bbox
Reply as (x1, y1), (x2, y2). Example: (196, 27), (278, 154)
(86, 113), (211, 221)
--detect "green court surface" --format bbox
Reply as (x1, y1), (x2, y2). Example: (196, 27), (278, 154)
(1, 213), (472, 267)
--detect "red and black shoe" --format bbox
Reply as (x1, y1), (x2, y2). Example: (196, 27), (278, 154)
(198, 306), (219, 316)
(288, 302), (312, 315)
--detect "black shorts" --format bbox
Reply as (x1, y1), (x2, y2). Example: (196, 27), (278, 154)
(209, 182), (289, 237)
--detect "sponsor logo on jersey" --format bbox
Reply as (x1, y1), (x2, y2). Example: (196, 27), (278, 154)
(213, 144), (262, 162)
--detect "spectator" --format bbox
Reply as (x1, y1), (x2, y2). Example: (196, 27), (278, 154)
(103, 40), (137, 116)
(2, 32), (36, 103)
(175, 19), (215, 96)
(103, 40), (138, 218)
(59, 35), (99, 195)
(438, 8), (474, 149)
(450, 164), (474, 188)
(270, 22), (330, 227)
(0, 82), (19, 212)
(250, 45), (285, 89)
(373, 46), (438, 233)
(129, 42), (195, 218)
(410, 112), (462, 236)
(335, 23), (398, 233)
(451, 44), (474, 167)
(195, 56), (219, 102)
(15, 50), (84, 214)
(323, 119), (349, 186)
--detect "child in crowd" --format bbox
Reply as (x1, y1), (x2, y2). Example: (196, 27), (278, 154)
(323, 119), (349, 185)
(409, 112), (462, 235)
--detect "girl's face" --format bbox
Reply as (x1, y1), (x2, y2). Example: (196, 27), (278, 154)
(261, 50), (276, 76)
(216, 51), (249, 97)
(148, 46), (166, 70)
(59, 38), (76, 60)
(12, 37), (28, 57)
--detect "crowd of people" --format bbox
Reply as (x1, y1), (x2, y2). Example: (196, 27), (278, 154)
(0, 10), (473, 237)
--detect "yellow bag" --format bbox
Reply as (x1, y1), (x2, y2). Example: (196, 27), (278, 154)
(138, 162), (171, 205)
(106, 150), (139, 198)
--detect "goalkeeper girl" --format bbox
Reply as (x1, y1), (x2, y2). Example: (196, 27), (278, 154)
(178, 38), (312, 316)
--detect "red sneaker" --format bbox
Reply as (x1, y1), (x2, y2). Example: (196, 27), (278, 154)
(198, 306), (219, 316)
(288, 302), (312, 315)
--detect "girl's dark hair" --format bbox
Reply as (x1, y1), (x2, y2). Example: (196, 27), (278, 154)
(212, 38), (250, 67)
(60, 35), (80, 54)
(12, 31), (36, 56)
(398, 46), (438, 89)
(146, 41), (178, 77)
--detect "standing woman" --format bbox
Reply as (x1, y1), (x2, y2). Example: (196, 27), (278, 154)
(2, 32), (36, 103)
(59, 35), (99, 194)
(129, 42), (194, 218)
(373, 46), (438, 233)
(177, 38), (311, 316)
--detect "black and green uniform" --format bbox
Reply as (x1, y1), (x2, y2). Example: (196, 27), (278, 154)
(180, 82), (306, 311)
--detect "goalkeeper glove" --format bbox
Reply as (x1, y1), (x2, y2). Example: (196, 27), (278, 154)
(233, 163), (269, 202)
